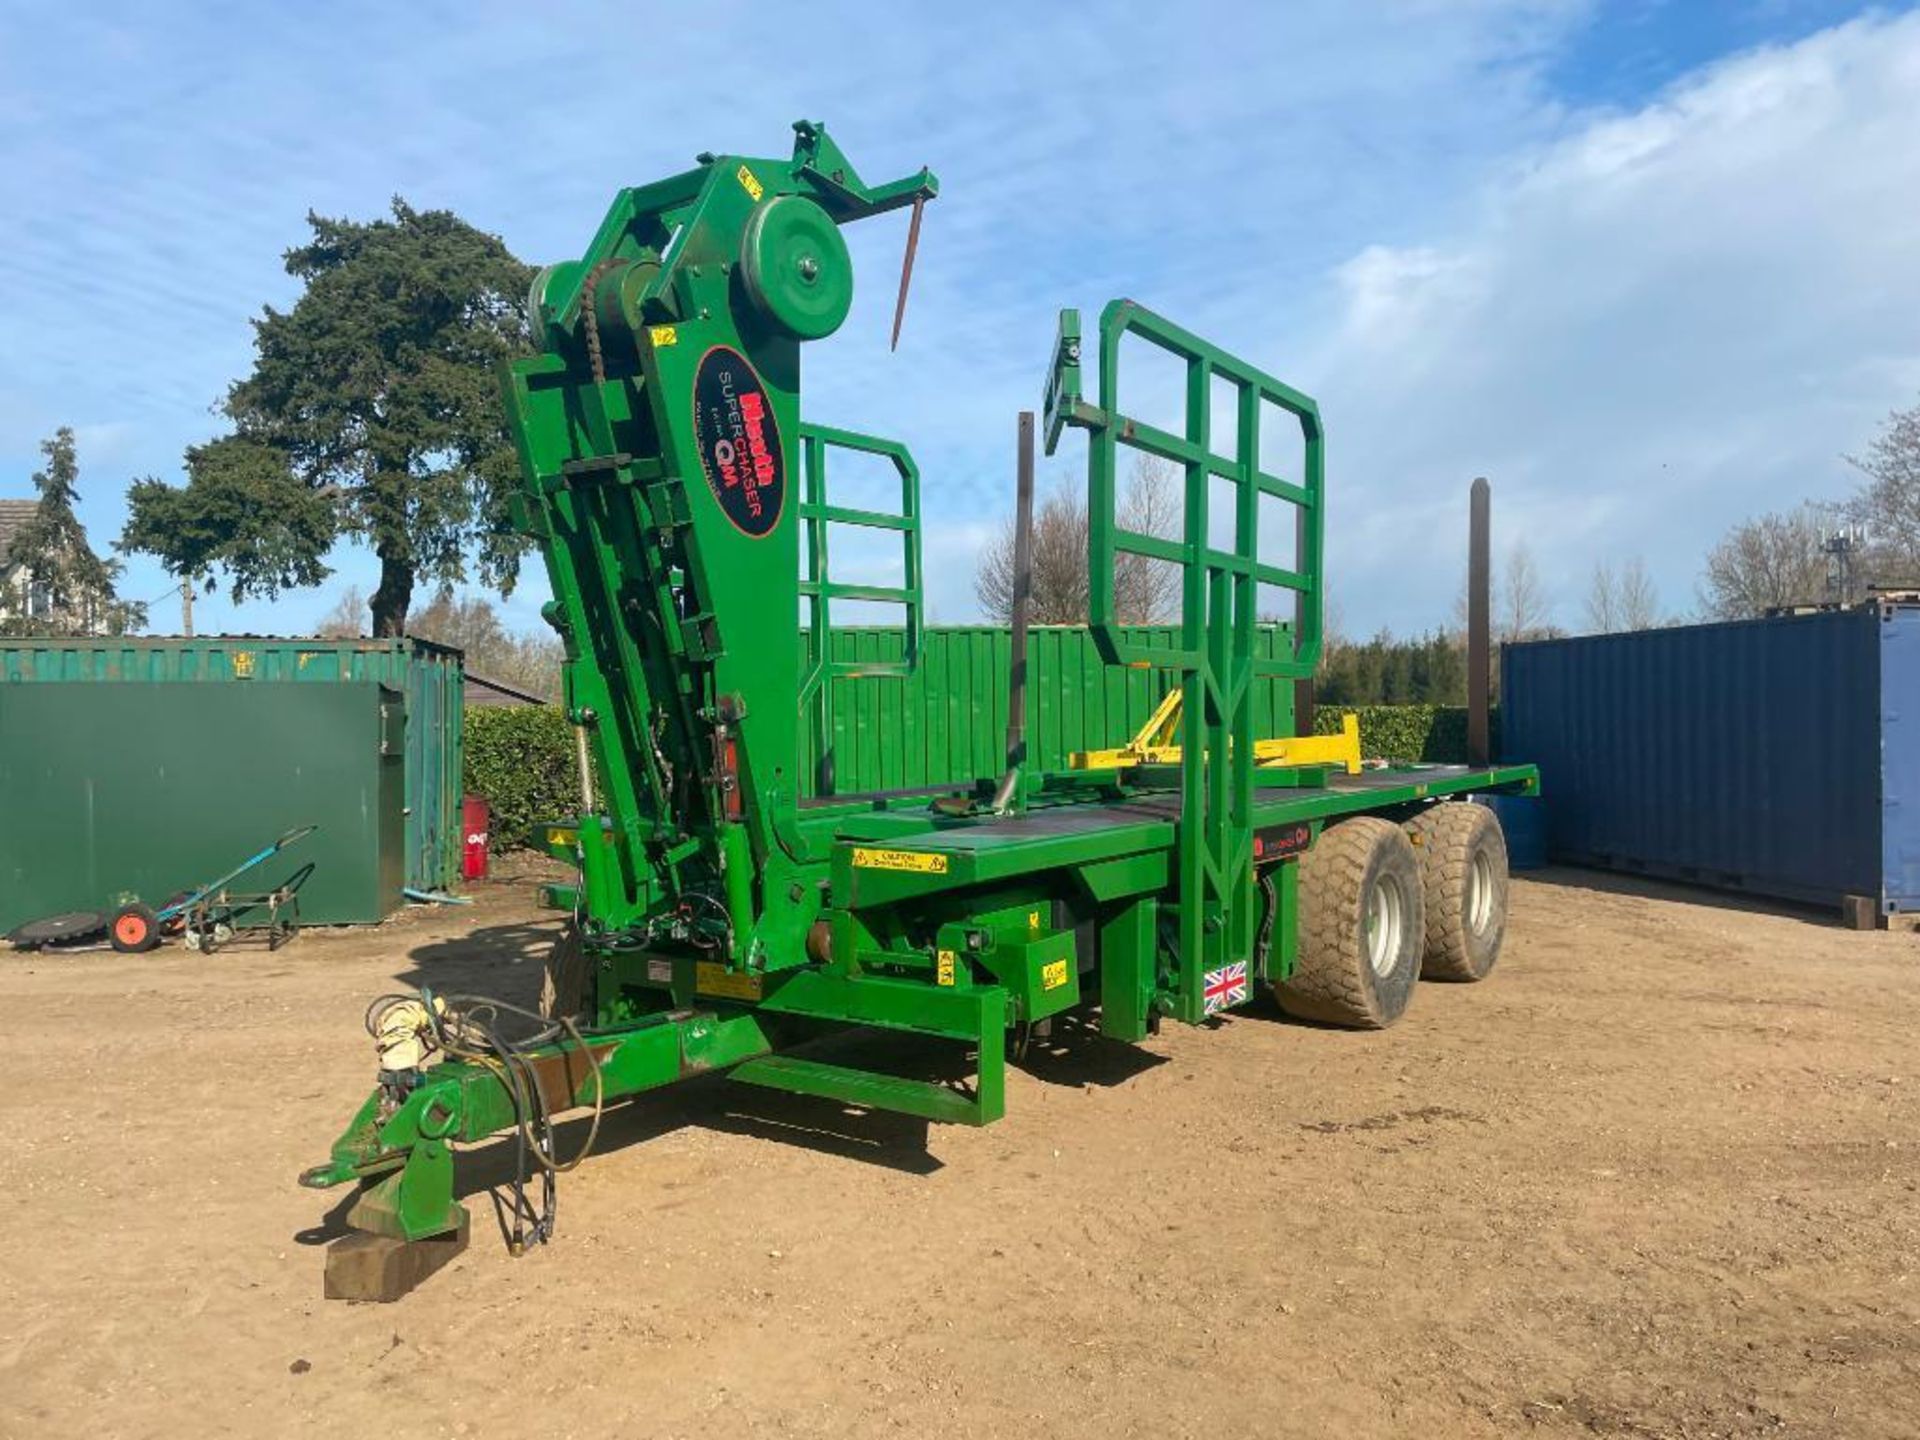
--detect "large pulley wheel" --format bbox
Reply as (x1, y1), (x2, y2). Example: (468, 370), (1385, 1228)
(1276, 817), (1425, 1029)
(740, 196), (853, 340)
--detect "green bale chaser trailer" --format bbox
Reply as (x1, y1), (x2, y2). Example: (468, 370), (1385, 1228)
(302, 122), (1537, 1298)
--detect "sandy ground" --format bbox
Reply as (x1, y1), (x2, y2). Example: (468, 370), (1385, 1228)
(3, 860), (1918, 1439)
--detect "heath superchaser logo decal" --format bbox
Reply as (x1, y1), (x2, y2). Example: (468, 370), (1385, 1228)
(692, 345), (785, 538)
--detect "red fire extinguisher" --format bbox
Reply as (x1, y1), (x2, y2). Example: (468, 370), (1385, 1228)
(462, 795), (491, 881)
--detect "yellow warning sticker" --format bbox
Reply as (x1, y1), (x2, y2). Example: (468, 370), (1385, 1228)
(736, 165), (763, 201)
(936, 949), (956, 986)
(695, 962), (763, 1001)
(851, 848), (949, 874)
(649, 324), (678, 348)
(1041, 959), (1070, 991)
(1028, 910), (1041, 932)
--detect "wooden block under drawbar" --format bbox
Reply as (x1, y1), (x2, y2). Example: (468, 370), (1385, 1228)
(323, 1205), (470, 1303)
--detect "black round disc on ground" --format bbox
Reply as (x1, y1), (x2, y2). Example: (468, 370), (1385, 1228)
(7, 910), (110, 948)
(110, 903), (161, 954)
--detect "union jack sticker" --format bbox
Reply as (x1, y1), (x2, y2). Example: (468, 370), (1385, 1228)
(1202, 961), (1249, 1015)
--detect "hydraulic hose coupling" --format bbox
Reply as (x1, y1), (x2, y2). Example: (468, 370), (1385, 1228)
(368, 993), (444, 1075)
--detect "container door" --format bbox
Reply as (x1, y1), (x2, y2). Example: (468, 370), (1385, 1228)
(377, 687), (408, 913)
(1882, 605), (1920, 913)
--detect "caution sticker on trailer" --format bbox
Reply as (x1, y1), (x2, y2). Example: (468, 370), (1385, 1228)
(1041, 959), (1070, 991)
(851, 848), (949, 874)
(695, 962), (763, 1001)
(936, 949), (957, 986)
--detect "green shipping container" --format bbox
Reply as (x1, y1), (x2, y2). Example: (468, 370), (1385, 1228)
(802, 625), (1297, 796)
(0, 637), (464, 926)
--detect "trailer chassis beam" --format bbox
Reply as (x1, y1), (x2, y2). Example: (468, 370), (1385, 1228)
(299, 1008), (775, 1240)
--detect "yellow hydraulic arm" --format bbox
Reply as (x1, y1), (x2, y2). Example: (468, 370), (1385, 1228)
(1068, 692), (1363, 774)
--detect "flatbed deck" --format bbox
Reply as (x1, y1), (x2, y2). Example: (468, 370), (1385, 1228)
(838, 763), (1540, 897)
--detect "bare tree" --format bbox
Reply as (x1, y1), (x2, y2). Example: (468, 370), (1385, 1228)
(1113, 453), (1181, 624)
(975, 453), (1180, 624)
(409, 588), (564, 699)
(1453, 544), (1554, 642)
(1846, 397), (1920, 586)
(313, 585), (369, 638)
(1318, 594), (1349, 649)
(1583, 561), (1619, 634)
(974, 480), (1089, 624)
(1499, 540), (1551, 641)
(1584, 556), (1659, 632)
(1616, 555), (1659, 629)
(1700, 505), (1831, 619)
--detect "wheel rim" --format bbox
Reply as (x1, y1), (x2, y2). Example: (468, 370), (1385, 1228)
(115, 914), (148, 947)
(1467, 851), (1495, 936)
(1366, 873), (1406, 976)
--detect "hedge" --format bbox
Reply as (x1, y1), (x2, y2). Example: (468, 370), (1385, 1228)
(1311, 704), (1497, 764)
(464, 702), (1497, 850)
(464, 706), (581, 851)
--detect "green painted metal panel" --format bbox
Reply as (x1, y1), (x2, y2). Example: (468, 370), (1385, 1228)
(802, 624), (1295, 797)
(0, 681), (404, 930)
(0, 637), (463, 894)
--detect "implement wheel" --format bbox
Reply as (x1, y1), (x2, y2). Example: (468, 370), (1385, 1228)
(109, 903), (160, 954)
(1405, 802), (1509, 982)
(1276, 816), (1424, 1029)
(539, 922), (590, 1022)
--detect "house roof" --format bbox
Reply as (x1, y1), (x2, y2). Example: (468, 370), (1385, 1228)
(465, 670), (551, 706)
(0, 499), (38, 561)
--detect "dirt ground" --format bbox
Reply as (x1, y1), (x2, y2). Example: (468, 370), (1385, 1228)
(3, 860), (1918, 1440)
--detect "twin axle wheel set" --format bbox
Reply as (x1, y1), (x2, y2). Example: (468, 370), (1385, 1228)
(1282, 803), (1509, 1029)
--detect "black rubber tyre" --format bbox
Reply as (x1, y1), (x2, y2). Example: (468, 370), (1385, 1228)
(1405, 802), (1509, 982)
(539, 922), (590, 1021)
(109, 903), (161, 954)
(1276, 816), (1425, 1028)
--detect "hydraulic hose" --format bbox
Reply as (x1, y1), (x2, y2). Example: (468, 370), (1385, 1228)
(367, 988), (608, 1253)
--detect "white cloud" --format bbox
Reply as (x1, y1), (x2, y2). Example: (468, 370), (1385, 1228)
(0, 0), (1586, 634)
(1334, 246), (1492, 355)
(1308, 11), (1920, 629)
(7, 3), (1914, 642)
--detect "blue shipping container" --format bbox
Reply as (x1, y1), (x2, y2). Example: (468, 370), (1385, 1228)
(1501, 602), (1920, 918)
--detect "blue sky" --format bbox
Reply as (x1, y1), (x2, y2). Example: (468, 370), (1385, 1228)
(2, 0), (1916, 638)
